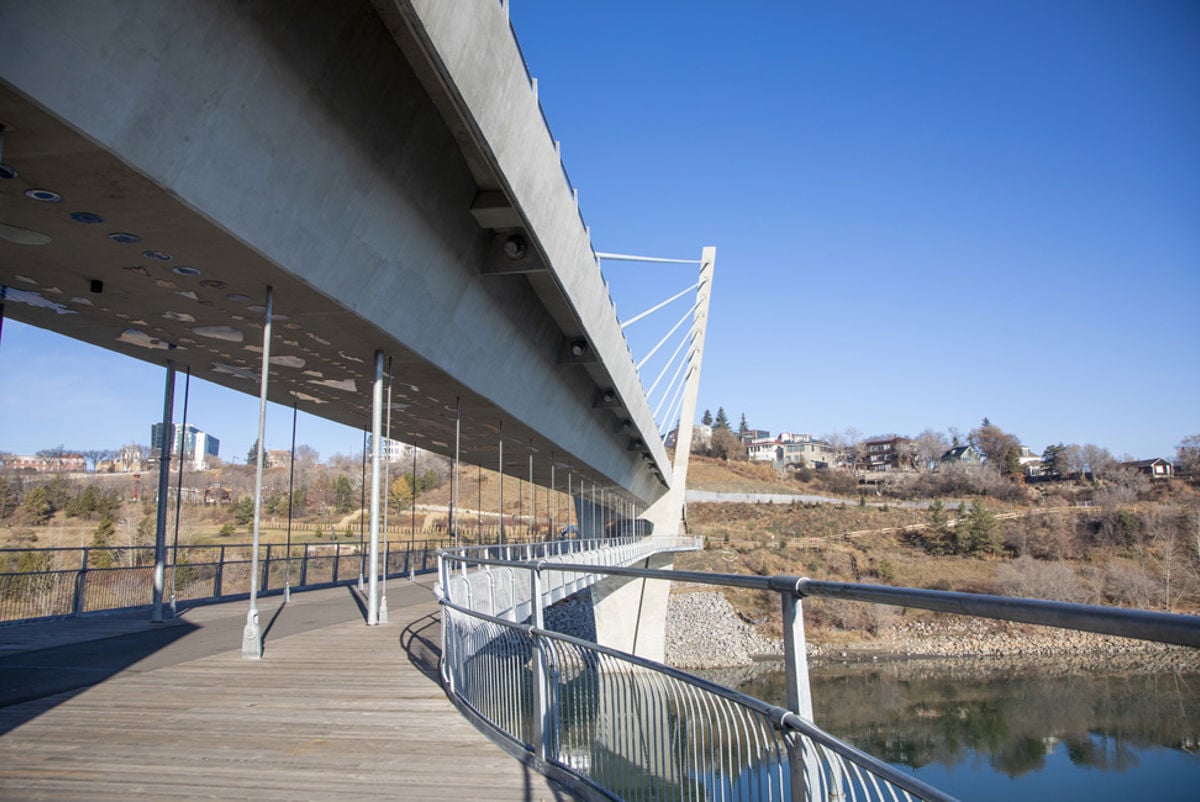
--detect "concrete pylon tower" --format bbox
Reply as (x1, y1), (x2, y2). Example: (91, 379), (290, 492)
(592, 247), (714, 662)
(644, 245), (715, 536)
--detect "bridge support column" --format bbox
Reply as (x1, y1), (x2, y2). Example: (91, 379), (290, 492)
(590, 552), (675, 662)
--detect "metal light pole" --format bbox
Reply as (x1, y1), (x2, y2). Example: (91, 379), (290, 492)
(284, 401), (298, 602)
(379, 356), (392, 624)
(366, 350), (383, 626)
(242, 285), (273, 659)
(152, 359), (175, 623)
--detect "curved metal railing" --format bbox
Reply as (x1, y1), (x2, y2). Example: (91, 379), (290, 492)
(437, 541), (977, 801)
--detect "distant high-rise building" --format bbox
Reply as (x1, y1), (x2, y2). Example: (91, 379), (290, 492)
(368, 435), (412, 464)
(150, 423), (220, 470)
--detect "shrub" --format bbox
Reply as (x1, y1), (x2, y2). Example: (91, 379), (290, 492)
(997, 555), (1085, 602)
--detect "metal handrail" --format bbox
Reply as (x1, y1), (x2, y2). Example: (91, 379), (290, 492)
(437, 537), (1200, 801)
(440, 593), (955, 802)
(0, 539), (444, 623)
(443, 556), (1200, 648)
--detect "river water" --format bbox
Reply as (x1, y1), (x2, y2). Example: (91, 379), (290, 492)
(697, 656), (1200, 801)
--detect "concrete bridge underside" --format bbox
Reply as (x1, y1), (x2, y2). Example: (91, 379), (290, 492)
(0, 0), (683, 506)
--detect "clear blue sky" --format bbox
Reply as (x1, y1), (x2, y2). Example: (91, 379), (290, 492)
(2, 0), (1197, 463)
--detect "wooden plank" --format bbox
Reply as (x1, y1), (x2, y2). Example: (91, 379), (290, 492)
(0, 581), (575, 801)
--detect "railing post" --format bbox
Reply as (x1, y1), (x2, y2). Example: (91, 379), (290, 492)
(782, 590), (819, 801)
(72, 562), (88, 616)
(213, 546), (225, 598)
(531, 564), (550, 763)
(299, 544), (309, 587)
(509, 567), (518, 622)
(487, 569), (497, 616)
(261, 544), (272, 592)
(332, 542), (340, 584)
(437, 552), (453, 693)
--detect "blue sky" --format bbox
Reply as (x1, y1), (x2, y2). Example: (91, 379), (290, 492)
(2, 0), (1197, 463)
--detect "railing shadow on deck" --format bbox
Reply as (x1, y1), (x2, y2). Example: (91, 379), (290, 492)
(400, 611), (442, 684)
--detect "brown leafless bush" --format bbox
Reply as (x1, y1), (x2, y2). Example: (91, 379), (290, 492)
(1101, 559), (1158, 608)
(996, 555), (1086, 603)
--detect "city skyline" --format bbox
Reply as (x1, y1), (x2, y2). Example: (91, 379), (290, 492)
(2, 0), (1197, 466)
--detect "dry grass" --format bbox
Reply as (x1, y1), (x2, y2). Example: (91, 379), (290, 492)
(685, 456), (799, 494)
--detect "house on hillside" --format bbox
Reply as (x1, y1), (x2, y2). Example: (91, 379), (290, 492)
(1122, 458), (1173, 480)
(746, 433), (835, 468)
(746, 437), (779, 462)
(1018, 446), (1044, 478)
(0, 453), (86, 473)
(665, 423), (712, 450)
(861, 436), (915, 472)
(777, 433), (836, 469)
(740, 428), (771, 446)
(941, 444), (982, 465)
(267, 450), (292, 470)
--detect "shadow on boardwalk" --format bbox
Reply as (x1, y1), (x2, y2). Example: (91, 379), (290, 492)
(401, 611), (442, 683)
(0, 579), (577, 801)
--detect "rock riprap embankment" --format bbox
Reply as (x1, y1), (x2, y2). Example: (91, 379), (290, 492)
(665, 590), (783, 668)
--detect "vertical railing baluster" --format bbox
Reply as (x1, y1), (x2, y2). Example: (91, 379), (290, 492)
(261, 544), (272, 591)
(72, 560), (88, 616)
(214, 546), (225, 598)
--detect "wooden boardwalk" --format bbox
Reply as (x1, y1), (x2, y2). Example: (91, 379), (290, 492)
(0, 578), (574, 801)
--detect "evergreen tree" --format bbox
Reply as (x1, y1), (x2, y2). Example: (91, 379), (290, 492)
(232, 496), (255, 527)
(714, 407), (731, 431)
(1041, 443), (1067, 478)
(246, 438), (265, 466)
(19, 486), (53, 526)
(964, 501), (998, 555)
(90, 515), (117, 568)
(420, 469), (439, 493)
(333, 475), (354, 514)
(701, 409), (713, 427)
(738, 413), (749, 437)
(924, 500), (953, 555)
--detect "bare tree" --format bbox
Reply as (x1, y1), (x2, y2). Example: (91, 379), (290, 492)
(1175, 434), (1200, 477)
(845, 428), (866, 471)
(1094, 468), (1150, 508)
(822, 431), (848, 468)
(709, 428), (744, 461)
(81, 449), (115, 472)
(914, 428), (950, 471)
(969, 419), (1021, 476)
(998, 555), (1085, 603)
(1080, 443), (1115, 480)
(1144, 505), (1192, 611)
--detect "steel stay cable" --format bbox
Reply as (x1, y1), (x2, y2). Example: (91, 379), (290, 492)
(619, 279), (704, 329)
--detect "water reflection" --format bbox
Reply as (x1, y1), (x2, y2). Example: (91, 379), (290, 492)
(698, 657), (1200, 800)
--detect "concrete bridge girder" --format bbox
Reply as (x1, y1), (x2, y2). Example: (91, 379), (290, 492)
(0, 0), (688, 505)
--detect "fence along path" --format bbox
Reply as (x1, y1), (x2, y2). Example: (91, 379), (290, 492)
(0, 578), (575, 801)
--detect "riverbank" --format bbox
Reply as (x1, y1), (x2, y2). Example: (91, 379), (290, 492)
(665, 589), (1200, 671)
